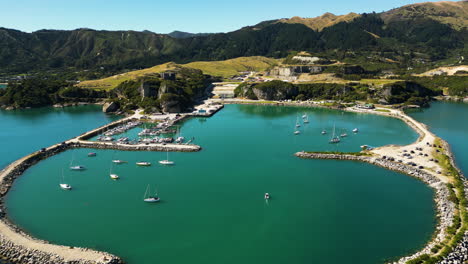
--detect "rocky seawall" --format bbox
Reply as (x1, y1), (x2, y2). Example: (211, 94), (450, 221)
(295, 152), (458, 264)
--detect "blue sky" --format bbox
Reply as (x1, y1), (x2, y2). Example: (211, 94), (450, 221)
(0, 0), (440, 33)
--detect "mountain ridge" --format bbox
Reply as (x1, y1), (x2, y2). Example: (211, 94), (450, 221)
(0, 0), (466, 74)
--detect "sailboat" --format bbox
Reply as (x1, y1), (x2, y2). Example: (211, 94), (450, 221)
(159, 151), (175, 165)
(295, 117), (301, 128)
(321, 129), (327, 135)
(329, 123), (340, 144)
(143, 185), (160, 203)
(109, 162), (119, 180)
(340, 129), (348, 137)
(353, 128), (359, 133)
(69, 151), (85, 170)
(59, 169), (72, 190)
(303, 114), (309, 123)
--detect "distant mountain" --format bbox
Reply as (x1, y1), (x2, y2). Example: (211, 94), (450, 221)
(277, 12), (361, 31)
(168, 31), (213, 39)
(0, 1), (466, 74)
(381, 1), (468, 30)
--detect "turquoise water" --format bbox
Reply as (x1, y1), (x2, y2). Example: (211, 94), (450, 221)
(6, 105), (435, 264)
(0, 105), (119, 169)
(0, 84), (6, 89)
(407, 101), (468, 175)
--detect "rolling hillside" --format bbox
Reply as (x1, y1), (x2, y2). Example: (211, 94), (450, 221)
(77, 56), (278, 90)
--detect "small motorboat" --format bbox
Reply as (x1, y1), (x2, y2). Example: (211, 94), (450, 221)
(321, 130), (327, 135)
(112, 160), (127, 164)
(88, 152), (96, 157)
(294, 130), (300, 135)
(353, 128), (359, 133)
(340, 133), (347, 137)
(70, 165), (85, 170)
(60, 183), (72, 190)
(264, 193), (270, 199)
(136, 162), (151, 166)
(110, 174), (119, 180)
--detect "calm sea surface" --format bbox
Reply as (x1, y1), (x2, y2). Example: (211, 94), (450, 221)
(5, 104), (436, 264)
(407, 101), (468, 175)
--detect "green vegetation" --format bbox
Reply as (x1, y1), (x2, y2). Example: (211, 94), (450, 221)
(1, 3), (466, 75)
(78, 57), (278, 90)
(108, 67), (212, 113)
(236, 80), (435, 106)
(407, 138), (467, 264)
(0, 77), (106, 108)
(408, 76), (468, 96)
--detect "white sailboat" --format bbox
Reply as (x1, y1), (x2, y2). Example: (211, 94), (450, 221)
(353, 128), (359, 133)
(329, 123), (340, 143)
(69, 150), (85, 170)
(303, 114), (309, 123)
(159, 151), (175, 165)
(321, 130), (327, 135)
(295, 116), (301, 128)
(143, 185), (160, 203)
(340, 129), (348, 137)
(59, 170), (72, 190)
(109, 162), (119, 180)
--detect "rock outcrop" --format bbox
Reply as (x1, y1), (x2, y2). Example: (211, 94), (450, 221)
(102, 102), (119, 113)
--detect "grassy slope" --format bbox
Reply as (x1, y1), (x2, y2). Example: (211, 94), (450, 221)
(77, 57), (278, 90)
(184, 56), (278, 77)
(278, 12), (361, 31)
(77, 63), (178, 90)
(380, 1), (468, 30)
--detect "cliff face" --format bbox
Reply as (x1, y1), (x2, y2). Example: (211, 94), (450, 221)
(377, 81), (438, 105)
(252, 86), (298, 100)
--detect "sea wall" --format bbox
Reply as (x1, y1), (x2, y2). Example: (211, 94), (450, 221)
(295, 152), (456, 263)
(73, 141), (201, 152)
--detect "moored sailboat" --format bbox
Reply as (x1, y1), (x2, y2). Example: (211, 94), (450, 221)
(329, 123), (340, 144)
(143, 185), (160, 203)
(159, 151), (175, 165)
(59, 170), (72, 190)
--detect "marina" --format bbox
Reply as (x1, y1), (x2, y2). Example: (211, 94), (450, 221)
(3, 104), (440, 264)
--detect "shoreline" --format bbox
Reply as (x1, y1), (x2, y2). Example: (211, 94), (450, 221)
(0, 99), (466, 263)
(291, 102), (467, 263)
(0, 106), (216, 263)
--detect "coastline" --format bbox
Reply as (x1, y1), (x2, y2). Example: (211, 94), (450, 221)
(291, 102), (467, 263)
(0, 99), (465, 264)
(0, 107), (213, 263)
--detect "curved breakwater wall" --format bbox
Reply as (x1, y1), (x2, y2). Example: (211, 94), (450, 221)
(295, 152), (460, 264)
(0, 143), (123, 264)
